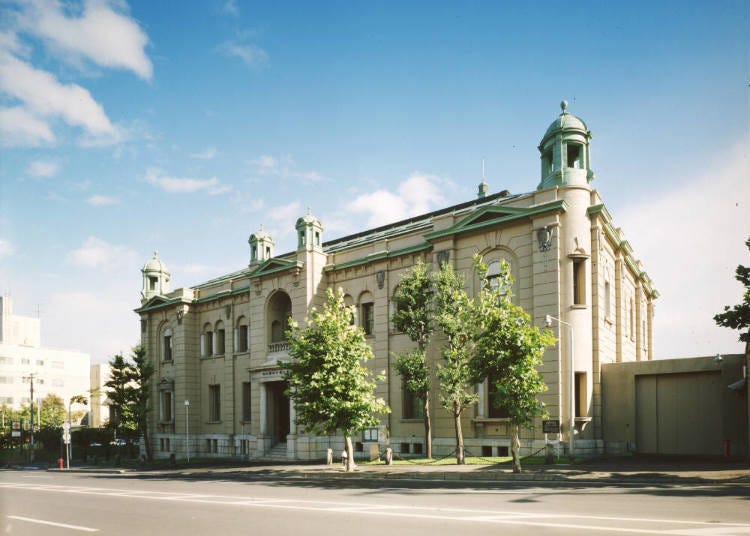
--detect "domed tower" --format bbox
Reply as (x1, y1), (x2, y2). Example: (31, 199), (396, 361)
(295, 210), (323, 252)
(141, 251), (171, 300)
(249, 225), (274, 265)
(537, 101), (594, 190)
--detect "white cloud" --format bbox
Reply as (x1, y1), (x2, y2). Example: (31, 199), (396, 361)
(269, 201), (302, 223)
(66, 236), (137, 269)
(348, 172), (447, 227)
(250, 154), (325, 183)
(144, 167), (230, 195)
(222, 0), (240, 16)
(0, 50), (115, 135)
(16, 0), (152, 80)
(218, 42), (268, 66)
(0, 106), (55, 147)
(26, 160), (59, 178)
(0, 239), (15, 258)
(618, 133), (750, 358)
(86, 194), (117, 206)
(190, 147), (217, 160)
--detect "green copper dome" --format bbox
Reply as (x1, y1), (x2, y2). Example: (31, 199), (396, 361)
(541, 101), (589, 145)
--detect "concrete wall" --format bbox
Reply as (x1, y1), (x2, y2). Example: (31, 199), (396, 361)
(602, 355), (747, 458)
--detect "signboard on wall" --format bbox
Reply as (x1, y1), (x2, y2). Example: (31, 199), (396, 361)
(542, 420), (560, 434)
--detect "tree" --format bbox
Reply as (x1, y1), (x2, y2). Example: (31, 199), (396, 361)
(39, 394), (67, 428)
(472, 257), (555, 472)
(104, 346), (154, 459)
(280, 288), (390, 472)
(105, 353), (133, 437)
(714, 237), (750, 344)
(392, 259), (434, 458)
(433, 262), (480, 464)
(127, 345), (154, 461)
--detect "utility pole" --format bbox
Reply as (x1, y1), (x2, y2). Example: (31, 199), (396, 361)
(23, 373), (36, 461)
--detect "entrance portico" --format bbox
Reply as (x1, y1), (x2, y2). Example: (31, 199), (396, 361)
(255, 368), (296, 458)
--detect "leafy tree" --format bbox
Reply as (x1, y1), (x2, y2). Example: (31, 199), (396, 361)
(280, 288), (390, 472)
(433, 262), (480, 464)
(127, 345), (154, 461)
(714, 237), (750, 345)
(39, 394), (67, 428)
(472, 257), (555, 472)
(392, 259), (434, 458)
(105, 353), (133, 437)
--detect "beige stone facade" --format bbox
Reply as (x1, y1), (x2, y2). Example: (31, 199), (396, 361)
(136, 104), (656, 460)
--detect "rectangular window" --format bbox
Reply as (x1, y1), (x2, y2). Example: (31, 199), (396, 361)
(575, 372), (586, 418)
(402, 386), (424, 419)
(361, 302), (374, 336)
(163, 335), (173, 361)
(573, 259), (586, 305)
(209, 384), (221, 421)
(161, 391), (173, 422)
(0, 357), (13, 364)
(566, 143), (582, 168)
(604, 280), (611, 318)
(488, 374), (509, 418)
(241, 382), (251, 421)
(238, 325), (249, 352)
(216, 329), (225, 355)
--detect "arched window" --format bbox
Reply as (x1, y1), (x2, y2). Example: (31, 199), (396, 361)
(235, 315), (249, 353)
(215, 320), (226, 355)
(201, 323), (214, 357)
(358, 291), (374, 336)
(267, 291), (292, 345)
(161, 326), (173, 362)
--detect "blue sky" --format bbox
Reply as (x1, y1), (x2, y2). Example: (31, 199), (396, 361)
(0, 0), (748, 363)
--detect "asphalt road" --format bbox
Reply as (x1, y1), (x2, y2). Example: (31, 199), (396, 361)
(1, 470), (749, 535)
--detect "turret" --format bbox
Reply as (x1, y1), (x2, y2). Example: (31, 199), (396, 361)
(295, 210), (323, 252)
(141, 251), (170, 301)
(249, 225), (274, 265)
(537, 101), (594, 190)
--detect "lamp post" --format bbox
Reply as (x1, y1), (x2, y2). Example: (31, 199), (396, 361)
(184, 400), (190, 463)
(545, 314), (575, 459)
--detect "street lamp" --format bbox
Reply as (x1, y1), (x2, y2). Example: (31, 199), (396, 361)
(184, 400), (190, 463)
(545, 314), (575, 459)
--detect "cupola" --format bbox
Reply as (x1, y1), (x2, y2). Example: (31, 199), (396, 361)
(537, 101), (594, 190)
(249, 225), (274, 265)
(141, 251), (171, 300)
(295, 210), (323, 252)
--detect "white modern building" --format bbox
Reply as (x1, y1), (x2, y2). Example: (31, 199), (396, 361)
(0, 296), (90, 416)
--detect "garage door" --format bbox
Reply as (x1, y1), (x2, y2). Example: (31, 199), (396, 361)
(635, 372), (722, 455)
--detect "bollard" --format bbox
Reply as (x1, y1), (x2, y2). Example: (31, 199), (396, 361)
(544, 442), (555, 464)
(58, 457), (64, 470)
(385, 447), (393, 465)
(326, 448), (333, 465)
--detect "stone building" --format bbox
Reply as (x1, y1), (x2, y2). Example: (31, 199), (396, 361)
(135, 103), (656, 460)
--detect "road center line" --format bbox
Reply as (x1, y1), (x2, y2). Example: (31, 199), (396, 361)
(6, 515), (99, 532)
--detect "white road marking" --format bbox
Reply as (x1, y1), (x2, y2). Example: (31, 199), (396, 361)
(6, 515), (99, 532)
(1, 481), (748, 535)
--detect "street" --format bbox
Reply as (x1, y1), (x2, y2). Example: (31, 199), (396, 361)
(1, 470), (749, 535)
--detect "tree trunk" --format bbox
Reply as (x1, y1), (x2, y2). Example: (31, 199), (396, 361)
(453, 401), (465, 465)
(423, 393), (432, 459)
(344, 435), (356, 472)
(511, 423), (521, 473)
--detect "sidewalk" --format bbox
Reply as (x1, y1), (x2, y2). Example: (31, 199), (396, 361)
(48, 457), (750, 485)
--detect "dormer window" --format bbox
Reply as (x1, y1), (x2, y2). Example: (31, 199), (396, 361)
(149, 276), (158, 291)
(542, 149), (553, 173)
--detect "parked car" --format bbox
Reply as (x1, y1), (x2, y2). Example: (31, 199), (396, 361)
(89, 441), (102, 447)
(110, 439), (127, 447)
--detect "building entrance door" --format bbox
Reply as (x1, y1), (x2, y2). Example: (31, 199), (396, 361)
(266, 381), (290, 445)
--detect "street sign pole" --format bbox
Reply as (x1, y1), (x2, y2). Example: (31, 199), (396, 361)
(63, 421), (71, 469)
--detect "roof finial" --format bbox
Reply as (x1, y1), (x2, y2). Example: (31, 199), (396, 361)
(560, 100), (568, 114)
(153, 250), (159, 259)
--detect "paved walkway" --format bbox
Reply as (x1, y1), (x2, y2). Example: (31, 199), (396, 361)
(46, 457), (750, 485)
